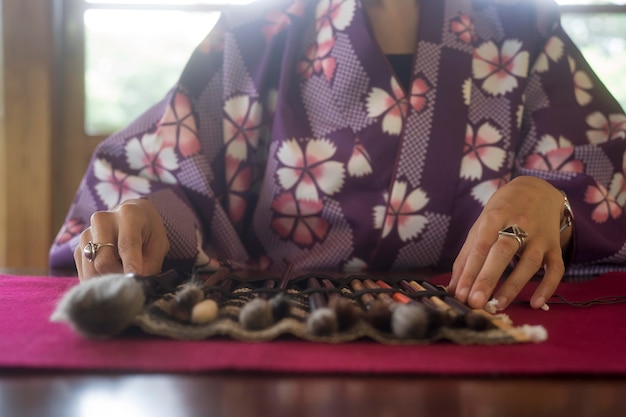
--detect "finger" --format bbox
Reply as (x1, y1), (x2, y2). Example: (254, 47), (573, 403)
(530, 250), (565, 309)
(452, 229), (496, 304)
(124, 198), (169, 276)
(115, 203), (147, 275)
(74, 236), (88, 281)
(466, 233), (520, 308)
(89, 211), (123, 276)
(141, 233), (170, 276)
(75, 229), (99, 281)
(492, 242), (547, 309)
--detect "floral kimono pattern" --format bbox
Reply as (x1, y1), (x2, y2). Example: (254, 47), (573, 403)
(51, 0), (626, 277)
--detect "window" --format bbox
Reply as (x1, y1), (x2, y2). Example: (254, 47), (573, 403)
(558, 1), (626, 109)
(81, 1), (258, 135)
(77, 0), (626, 136)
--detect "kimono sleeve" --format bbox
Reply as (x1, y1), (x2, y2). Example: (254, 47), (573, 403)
(516, 14), (626, 275)
(49, 26), (229, 272)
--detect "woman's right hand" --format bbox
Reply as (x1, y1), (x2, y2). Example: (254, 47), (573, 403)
(74, 198), (170, 281)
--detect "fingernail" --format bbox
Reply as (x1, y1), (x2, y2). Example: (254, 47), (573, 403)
(469, 290), (485, 307)
(496, 296), (508, 311)
(533, 296), (546, 310)
(456, 287), (469, 302)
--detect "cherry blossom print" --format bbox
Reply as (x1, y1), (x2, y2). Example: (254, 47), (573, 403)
(585, 181), (622, 223)
(93, 158), (151, 209)
(271, 192), (329, 246)
(223, 95), (263, 161)
(315, 0), (356, 41)
(366, 77), (410, 135)
(409, 76), (431, 113)
(193, 228), (229, 271)
(343, 257), (367, 272)
(533, 36), (564, 73)
(472, 39), (529, 96)
(450, 13), (477, 45)
(523, 135), (584, 173)
(585, 111), (626, 144)
(159, 91), (201, 157)
(516, 102), (525, 130)
(276, 138), (345, 200)
(471, 176), (508, 207)
(610, 172), (626, 208)
(125, 132), (179, 184)
(193, 228), (212, 270)
(262, 0), (306, 41)
(609, 148), (626, 207)
(55, 218), (85, 245)
(225, 155), (252, 224)
(460, 122), (506, 180)
(297, 38), (337, 81)
(373, 181), (429, 242)
(462, 78), (472, 106)
(568, 56), (593, 106)
(347, 140), (373, 178)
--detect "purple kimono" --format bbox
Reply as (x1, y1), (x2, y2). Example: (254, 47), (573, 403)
(50, 0), (626, 276)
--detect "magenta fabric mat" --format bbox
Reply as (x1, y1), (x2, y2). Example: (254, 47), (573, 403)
(1, 272), (626, 375)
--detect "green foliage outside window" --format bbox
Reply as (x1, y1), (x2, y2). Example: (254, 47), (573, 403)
(84, 6), (626, 135)
(561, 13), (626, 111)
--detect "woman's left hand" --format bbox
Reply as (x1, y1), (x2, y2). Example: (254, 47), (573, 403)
(448, 176), (572, 310)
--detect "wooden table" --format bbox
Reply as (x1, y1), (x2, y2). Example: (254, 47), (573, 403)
(2, 269), (624, 417)
(1, 373), (625, 417)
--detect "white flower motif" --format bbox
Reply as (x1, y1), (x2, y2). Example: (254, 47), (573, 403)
(609, 172), (626, 208)
(460, 122), (506, 180)
(535, 135), (572, 154)
(297, 38), (337, 81)
(473, 39), (529, 96)
(93, 158), (151, 209)
(524, 135), (584, 173)
(159, 91), (201, 158)
(366, 77), (409, 135)
(373, 181), (429, 242)
(315, 0), (356, 32)
(471, 177), (508, 207)
(125, 132), (179, 184)
(462, 78), (472, 106)
(533, 36), (564, 73)
(271, 192), (329, 246)
(223, 95), (263, 161)
(586, 111), (626, 144)
(516, 101), (525, 130)
(276, 138), (345, 200)
(343, 257), (367, 272)
(569, 56), (593, 106)
(347, 141), (372, 177)
(585, 181), (622, 223)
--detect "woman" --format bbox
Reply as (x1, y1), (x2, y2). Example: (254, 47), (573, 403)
(50, 0), (626, 311)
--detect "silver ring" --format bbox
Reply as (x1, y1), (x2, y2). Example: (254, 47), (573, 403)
(497, 224), (528, 254)
(83, 241), (117, 262)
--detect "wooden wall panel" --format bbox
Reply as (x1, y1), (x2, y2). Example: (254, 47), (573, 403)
(0, 0), (54, 268)
(0, 0), (5, 266)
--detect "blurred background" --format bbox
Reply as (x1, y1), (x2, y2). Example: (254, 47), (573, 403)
(1, 0), (625, 270)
